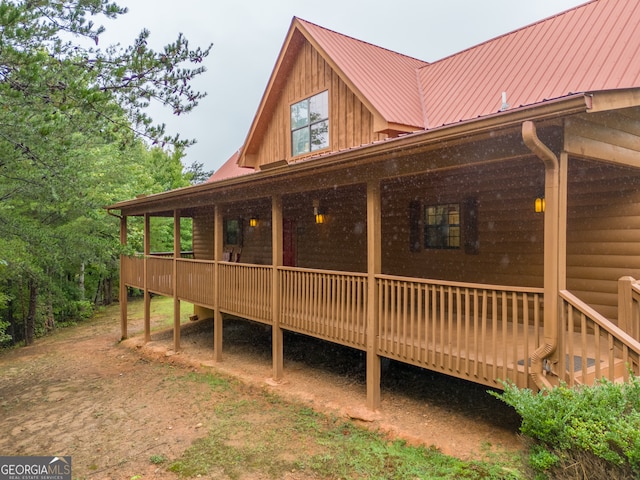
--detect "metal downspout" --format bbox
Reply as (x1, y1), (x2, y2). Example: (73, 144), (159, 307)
(522, 120), (559, 390)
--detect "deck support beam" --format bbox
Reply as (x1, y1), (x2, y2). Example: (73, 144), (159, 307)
(366, 180), (382, 410)
(213, 204), (223, 362)
(143, 213), (151, 343)
(119, 215), (128, 340)
(272, 195), (284, 381)
(173, 209), (181, 352)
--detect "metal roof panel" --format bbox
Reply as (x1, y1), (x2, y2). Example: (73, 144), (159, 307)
(418, 0), (640, 128)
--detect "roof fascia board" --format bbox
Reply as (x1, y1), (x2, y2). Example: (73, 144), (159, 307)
(107, 94), (591, 214)
(238, 20), (305, 167)
(588, 89), (640, 113)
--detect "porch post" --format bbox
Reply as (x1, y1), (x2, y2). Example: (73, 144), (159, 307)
(366, 180), (382, 410)
(213, 204), (223, 362)
(618, 276), (634, 336)
(558, 152), (568, 292)
(272, 194), (284, 381)
(143, 213), (151, 343)
(553, 151), (569, 365)
(119, 215), (128, 340)
(173, 209), (181, 352)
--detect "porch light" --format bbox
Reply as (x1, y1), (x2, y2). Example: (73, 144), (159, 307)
(535, 196), (545, 213)
(313, 199), (325, 224)
(249, 216), (258, 227)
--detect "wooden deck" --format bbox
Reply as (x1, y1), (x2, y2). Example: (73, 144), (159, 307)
(121, 255), (640, 391)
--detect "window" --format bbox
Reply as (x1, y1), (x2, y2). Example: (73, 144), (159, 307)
(224, 218), (243, 246)
(291, 91), (329, 156)
(424, 203), (460, 249)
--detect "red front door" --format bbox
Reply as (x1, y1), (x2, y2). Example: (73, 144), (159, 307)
(283, 219), (296, 267)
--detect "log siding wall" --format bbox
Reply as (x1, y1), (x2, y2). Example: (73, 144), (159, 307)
(566, 159), (640, 320)
(381, 158), (546, 288)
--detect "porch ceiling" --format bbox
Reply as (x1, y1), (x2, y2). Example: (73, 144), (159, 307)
(565, 104), (640, 168)
(108, 94), (594, 216)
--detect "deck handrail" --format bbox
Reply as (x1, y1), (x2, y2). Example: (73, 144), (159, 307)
(218, 262), (272, 324)
(279, 267), (368, 350)
(146, 256), (173, 295)
(278, 265), (368, 278)
(376, 274), (543, 389)
(560, 290), (640, 356)
(559, 289), (640, 385)
(376, 273), (544, 294)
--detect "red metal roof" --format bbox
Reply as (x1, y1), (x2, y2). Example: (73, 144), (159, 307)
(297, 18), (428, 129)
(207, 148), (254, 182)
(235, 0), (640, 174)
(418, 0), (640, 128)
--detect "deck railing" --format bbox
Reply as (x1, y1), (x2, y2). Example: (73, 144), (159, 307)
(123, 255), (640, 390)
(560, 289), (640, 386)
(618, 276), (640, 343)
(279, 267), (368, 350)
(176, 259), (216, 308)
(121, 255), (144, 289)
(376, 274), (543, 388)
(218, 262), (272, 324)
(146, 256), (173, 295)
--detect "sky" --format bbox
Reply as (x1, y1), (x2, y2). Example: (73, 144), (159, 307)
(96, 0), (588, 173)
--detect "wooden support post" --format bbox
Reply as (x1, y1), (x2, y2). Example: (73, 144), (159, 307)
(618, 276), (634, 336)
(143, 213), (151, 343)
(119, 215), (128, 340)
(366, 180), (382, 410)
(173, 209), (181, 352)
(272, 195), (284, 381)
(213, 205), (223, 362)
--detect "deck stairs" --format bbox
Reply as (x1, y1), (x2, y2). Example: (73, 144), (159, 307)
(555, 286), (640, 388)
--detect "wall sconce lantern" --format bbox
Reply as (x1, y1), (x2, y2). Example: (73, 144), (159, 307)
(313, 199), (325, 224)
(249, 216), (258, 228)
(535, 196), (546, 213)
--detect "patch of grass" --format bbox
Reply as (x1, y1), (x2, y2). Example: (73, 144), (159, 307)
(168, 370), (524, 479)
(185, 370), (233, 392)
(149, 454), (166, 465)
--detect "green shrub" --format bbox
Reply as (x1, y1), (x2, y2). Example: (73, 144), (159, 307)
(493, 376), (640, 479)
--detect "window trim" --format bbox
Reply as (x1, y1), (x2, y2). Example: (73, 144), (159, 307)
(424, 203), (461, 250)
(290, 90), (329, 157)
(409, 198), (479, 254)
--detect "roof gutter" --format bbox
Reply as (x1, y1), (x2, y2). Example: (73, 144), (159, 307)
(522, 120), (559, 391)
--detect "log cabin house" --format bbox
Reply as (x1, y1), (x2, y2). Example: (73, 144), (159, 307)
(107, 0), (640, 409)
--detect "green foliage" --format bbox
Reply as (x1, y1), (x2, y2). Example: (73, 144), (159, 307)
(0, 0), (210, 345)
(149, 454), (166, 465)
(493, 377), (640, 479)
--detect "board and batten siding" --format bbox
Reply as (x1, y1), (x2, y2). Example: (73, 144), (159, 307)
(252, 38), (386, 168)
(566, 158), (640, 321)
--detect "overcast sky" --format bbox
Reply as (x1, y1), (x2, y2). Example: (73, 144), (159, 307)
(97, 0), (588, 173)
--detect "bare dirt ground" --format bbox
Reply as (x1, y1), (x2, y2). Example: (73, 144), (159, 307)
(0, 299), (523, 479)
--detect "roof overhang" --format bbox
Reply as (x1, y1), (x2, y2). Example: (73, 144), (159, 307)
(107, 92), (618, 216)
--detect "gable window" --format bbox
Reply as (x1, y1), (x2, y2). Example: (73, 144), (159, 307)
(291, 90), (329, 157)
(424, 203), (460, 249)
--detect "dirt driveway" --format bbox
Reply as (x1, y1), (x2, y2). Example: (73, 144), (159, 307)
(0, 299), (522, 479)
